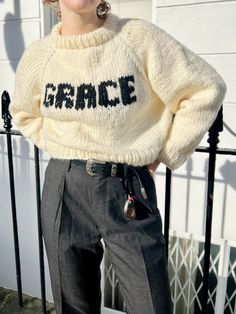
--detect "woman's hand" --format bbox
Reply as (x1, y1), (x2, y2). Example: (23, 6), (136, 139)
(146, 160), (161, 177)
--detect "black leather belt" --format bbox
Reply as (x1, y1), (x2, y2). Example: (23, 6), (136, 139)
(70, 158), (134, 177)
(70, 158), (148, 201)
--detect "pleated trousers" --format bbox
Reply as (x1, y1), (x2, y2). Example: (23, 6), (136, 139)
(40, 157), (172, 314)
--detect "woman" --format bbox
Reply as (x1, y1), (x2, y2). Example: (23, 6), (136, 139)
(9, 0), (227, 313)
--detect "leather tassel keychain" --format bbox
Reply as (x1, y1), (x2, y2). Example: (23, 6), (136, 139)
(121, 164), (154, 220)
(122, 164), (136, 220)
(124, 186), (137, 220)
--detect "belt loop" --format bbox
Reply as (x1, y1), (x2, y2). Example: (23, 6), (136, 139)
(123, 164), (129, 193)
(67, 159), (72, 172)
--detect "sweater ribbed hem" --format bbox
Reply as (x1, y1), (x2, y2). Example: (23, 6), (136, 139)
(43, 140), (162, 167)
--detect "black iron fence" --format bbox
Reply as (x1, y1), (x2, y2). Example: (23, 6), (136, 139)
(1, 90), (236, 313)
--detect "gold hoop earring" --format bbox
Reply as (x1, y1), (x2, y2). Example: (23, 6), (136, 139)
(96, 0), (111, 19)
(55, 1), (111, 19)
(56, 10), (61, 18)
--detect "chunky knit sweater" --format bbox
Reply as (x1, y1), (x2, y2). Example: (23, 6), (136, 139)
(9, 12), (227, 170)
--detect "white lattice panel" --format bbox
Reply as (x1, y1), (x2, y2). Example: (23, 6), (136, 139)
(101, 231), (236, 314)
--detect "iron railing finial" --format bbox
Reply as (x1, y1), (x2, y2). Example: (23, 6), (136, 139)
(1, 90), (12, 132)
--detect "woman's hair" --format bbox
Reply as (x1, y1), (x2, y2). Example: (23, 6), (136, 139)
(42, 0), (111, 19)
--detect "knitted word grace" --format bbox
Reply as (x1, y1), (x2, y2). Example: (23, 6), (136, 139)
(43, 74), (137, 110)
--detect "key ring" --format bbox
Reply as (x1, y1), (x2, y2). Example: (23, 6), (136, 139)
(121, 164), (149, 220)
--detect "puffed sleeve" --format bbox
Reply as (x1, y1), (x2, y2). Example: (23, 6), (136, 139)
(146, 23), (227, 170)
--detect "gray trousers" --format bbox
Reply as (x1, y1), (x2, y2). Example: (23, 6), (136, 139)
(40, 158), (172, 314)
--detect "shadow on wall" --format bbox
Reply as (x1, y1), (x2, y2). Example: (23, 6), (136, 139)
(157, 155), (236, 239)
(0, 135), (46, 216)
(4, 0), (25, 72)
(0, 133), (50, 298)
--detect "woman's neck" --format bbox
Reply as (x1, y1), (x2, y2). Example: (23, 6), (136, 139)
(60, 11), (105, 36)
(50, 12), (118, 49)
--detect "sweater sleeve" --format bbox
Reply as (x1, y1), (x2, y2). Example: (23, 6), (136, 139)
(146, 23), (227, 170)
(9, 42), (46, 150)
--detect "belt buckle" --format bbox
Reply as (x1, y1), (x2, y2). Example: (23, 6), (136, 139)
(86, 159), (106, 176)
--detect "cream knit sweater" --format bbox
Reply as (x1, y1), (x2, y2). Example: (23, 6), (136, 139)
(9, 12), (227, 170)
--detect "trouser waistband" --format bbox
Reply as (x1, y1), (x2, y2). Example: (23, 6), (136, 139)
(52, 158), (148, 199)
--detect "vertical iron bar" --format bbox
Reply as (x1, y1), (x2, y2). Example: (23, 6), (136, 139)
(34, 146), (47, 314)
(202, 145), (216, 313)
(2, 91), (23, 306)
(164, 167), (172, 260)
(202, 106), (223, 313)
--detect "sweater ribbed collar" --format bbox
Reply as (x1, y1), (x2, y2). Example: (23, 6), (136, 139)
(50, 12), (120, 49)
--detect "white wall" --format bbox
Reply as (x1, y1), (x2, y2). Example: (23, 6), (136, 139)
(0, 0), (43, 116)
(0, 0), (54, 302)
(110, 0), (153, 20)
